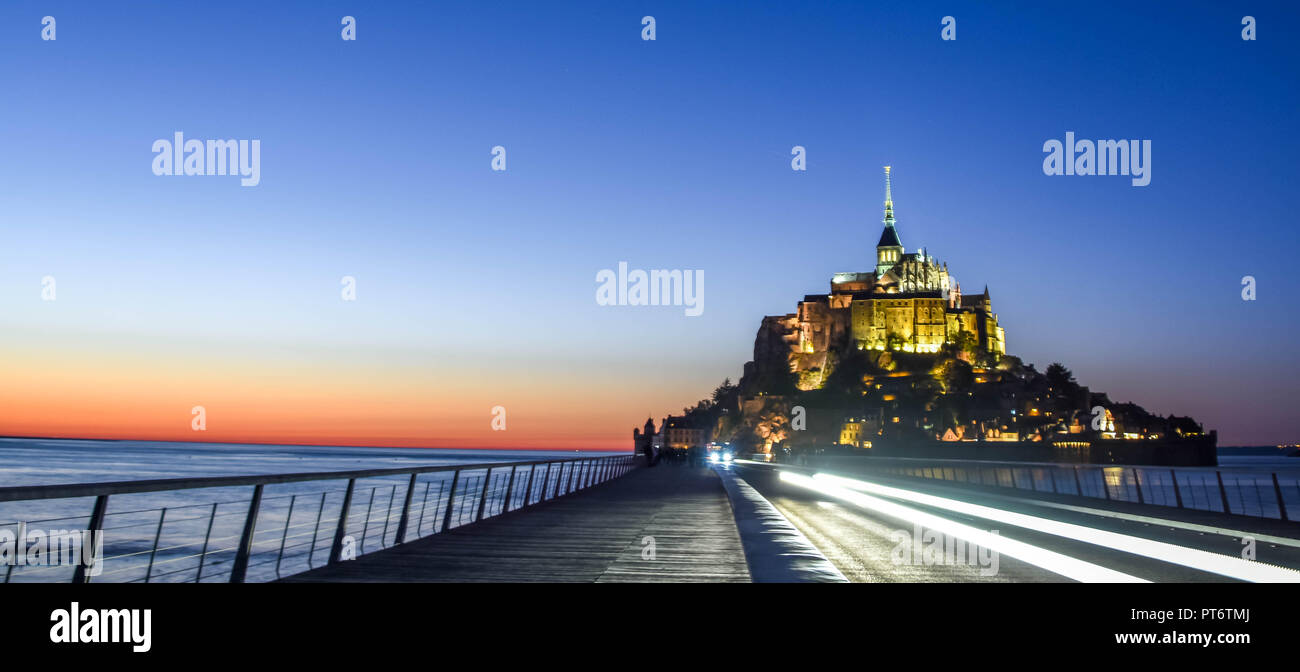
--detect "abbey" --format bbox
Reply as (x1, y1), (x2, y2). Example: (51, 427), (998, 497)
(757, 167), (1006, 390)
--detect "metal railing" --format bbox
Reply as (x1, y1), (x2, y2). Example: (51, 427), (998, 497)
(0, 454), (638, 584)
(809, 455), (1300, 522)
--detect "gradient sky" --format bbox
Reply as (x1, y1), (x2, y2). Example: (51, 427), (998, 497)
(1, 1), (1297, 449)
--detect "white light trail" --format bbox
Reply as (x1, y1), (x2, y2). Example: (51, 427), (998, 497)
(812, 472), (1300, 583)
(779, 471), (1146, 583)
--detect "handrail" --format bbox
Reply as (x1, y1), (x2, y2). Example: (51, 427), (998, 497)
(784, 454), (1297, 522)
(0, 455), (610, 502)
(1, 453), (640, 584)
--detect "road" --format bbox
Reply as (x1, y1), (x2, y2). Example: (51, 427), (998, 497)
(728, 461), (1300, 583)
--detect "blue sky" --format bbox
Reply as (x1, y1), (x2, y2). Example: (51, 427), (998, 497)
(0, 1), (1297, 446)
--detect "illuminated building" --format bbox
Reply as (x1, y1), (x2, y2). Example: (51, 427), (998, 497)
(758, 167), (1007, 390)
(838, 418), (874, 448)
(663, 415), (707, 451)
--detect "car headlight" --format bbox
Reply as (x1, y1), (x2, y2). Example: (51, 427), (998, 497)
(722, 452), (733, 462)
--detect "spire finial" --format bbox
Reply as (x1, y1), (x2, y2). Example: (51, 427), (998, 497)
(883, 166), (896, 226)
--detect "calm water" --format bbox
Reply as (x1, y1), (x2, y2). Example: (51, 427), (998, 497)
(0, 438), (627, 583)
(1216, 455), (1300, 472)
(0, 437), (616, 487)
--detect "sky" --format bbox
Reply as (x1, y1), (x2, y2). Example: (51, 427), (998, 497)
(0, 1), (1297, 449)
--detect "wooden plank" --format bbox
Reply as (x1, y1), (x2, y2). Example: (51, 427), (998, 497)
(280, 465), (751, 583)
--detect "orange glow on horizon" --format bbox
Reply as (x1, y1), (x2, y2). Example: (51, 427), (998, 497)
(0, 336), (689, 453)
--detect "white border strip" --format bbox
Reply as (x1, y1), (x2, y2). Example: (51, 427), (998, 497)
(713, 466), (849, 582)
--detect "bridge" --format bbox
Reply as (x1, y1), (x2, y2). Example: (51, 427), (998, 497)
(3, 453), (1300, 583)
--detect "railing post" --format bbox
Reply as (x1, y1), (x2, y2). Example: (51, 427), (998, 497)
(195, 502), (218, 582)
(1272, 473), (1288, 521)
(1171, 470), (1184, 508)
(552, 462), (563, 499)
(307, 492), (326, 567)
(395, 472), (419, 544)
(1216, 471), (1232, 514)
(144, 507), (167, 583)
(329, 478), (357, 564)
(1073, 466), (1084, 497)
(442, 470), (461, 532)
(380, 484), (397, 543)
(275, 496), (296, 577)
(1100, 468), (1111, 500)
(359, 487), (376, 551)
(503, 466), (518, 513)
(1132, 468), (1144, 504)
(415, 482), (432, 536)
(477, 468), (493, 521)
(565, 461), (577, 494)
(523, 464), (537, 507)
(229, 483), (264, 583)
(72, 494), (109, 584)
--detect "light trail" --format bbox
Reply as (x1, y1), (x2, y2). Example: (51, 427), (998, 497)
(810, 472), (1300, 583)
(969, 489), (1300, 550)
(779, 471), (1147, 583)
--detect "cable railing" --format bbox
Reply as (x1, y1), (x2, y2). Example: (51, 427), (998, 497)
(801, 455), (1300, 522)
(0, 454), (637, 583)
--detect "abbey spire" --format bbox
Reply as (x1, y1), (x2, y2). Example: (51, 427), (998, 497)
(883, 165), (896, 227)
(876, 166), (903, 272)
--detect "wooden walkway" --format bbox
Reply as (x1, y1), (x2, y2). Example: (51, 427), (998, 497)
(280, 464), (751, 583)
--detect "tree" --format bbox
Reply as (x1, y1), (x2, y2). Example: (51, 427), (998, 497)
(1045, 363), (1077, 391)
(712, 378), (737, 404)
(933, 358), (974, 395)
(951, 330), (978, 362)
(822, 348), (873, 398)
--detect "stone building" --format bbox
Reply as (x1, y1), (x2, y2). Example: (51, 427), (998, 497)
(662, 415), (707, 451)
(757, 167), (1007, 390)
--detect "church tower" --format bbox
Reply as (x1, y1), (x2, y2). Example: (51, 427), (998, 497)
(876, 166), (904, 274)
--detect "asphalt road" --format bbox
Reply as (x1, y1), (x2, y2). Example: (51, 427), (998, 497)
(729, 461), (1300, 583)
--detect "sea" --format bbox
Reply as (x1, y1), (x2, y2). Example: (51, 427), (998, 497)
(0, 438), (626, 584)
